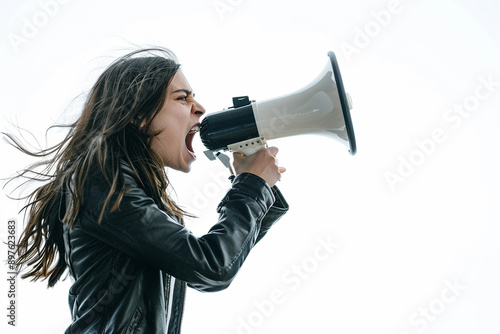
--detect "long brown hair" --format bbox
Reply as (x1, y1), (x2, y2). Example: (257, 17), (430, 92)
(4, 47), (189, 287)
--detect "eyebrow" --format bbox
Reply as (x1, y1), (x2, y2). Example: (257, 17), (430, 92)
(172, 89), (194, 97)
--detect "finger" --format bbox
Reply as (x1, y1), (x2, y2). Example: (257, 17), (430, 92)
(232, 151), (244, 158)
(266, 146), (279, 157)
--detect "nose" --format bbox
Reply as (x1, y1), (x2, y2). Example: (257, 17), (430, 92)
(192, 100), (206, 117)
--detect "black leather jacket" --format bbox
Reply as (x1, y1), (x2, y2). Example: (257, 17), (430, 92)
(62, 163), (289, 333)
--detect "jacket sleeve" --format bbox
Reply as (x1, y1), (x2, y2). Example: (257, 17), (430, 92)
(255, 186), (288, 243)
(79, 171), (287, 292)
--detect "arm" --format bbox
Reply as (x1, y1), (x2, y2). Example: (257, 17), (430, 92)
(79, 170), (278, 292)
(224, 174), (289, 244)
(255, 185), (288, 243)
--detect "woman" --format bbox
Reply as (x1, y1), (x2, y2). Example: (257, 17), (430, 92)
(9, 47), (288, 333)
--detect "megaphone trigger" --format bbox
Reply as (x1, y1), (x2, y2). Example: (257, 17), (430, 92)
(204, 150), (236, 175)
(215, 152), (231, 168)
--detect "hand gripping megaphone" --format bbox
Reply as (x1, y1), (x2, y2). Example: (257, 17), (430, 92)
(200, 51), (356, 164)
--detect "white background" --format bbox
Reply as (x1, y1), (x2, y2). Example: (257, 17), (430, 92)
(1, 0), (499, 333)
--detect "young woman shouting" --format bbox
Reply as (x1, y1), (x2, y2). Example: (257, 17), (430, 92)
(9, 48), (288, 333)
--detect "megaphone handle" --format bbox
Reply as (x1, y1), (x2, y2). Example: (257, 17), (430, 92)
(203, 137), (268, 175)
(227, 137), (268, 156)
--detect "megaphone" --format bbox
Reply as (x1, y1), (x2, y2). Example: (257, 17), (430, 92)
(200, 51), (356, 162)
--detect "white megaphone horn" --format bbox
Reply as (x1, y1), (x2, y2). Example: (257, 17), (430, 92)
(200, 51), (356, 164)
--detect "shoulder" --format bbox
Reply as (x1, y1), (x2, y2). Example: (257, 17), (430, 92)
(80, 160), (158, 215)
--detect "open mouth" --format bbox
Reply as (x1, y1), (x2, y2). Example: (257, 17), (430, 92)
(185, 124), (200, 156)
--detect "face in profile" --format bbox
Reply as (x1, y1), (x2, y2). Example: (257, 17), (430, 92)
(149, 70), (206, 172)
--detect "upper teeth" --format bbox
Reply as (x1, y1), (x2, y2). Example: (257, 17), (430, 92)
(190, 125), (200, 133)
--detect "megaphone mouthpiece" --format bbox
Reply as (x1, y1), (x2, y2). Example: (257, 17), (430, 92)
(200, 100), (259, 152)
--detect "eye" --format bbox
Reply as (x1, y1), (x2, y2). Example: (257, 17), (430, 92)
(177, 95), (188, 101)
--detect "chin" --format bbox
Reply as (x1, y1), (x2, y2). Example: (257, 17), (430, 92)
(170, 164), (191, 173)
(178, 161), (193, 173)
(165, 153), (194, 173)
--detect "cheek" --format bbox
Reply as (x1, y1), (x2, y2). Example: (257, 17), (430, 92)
(149, 104), (188, 153)
(164, 112), (189, 145)
(150, 122), (184, 156)
(152, 130), (175, 153)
